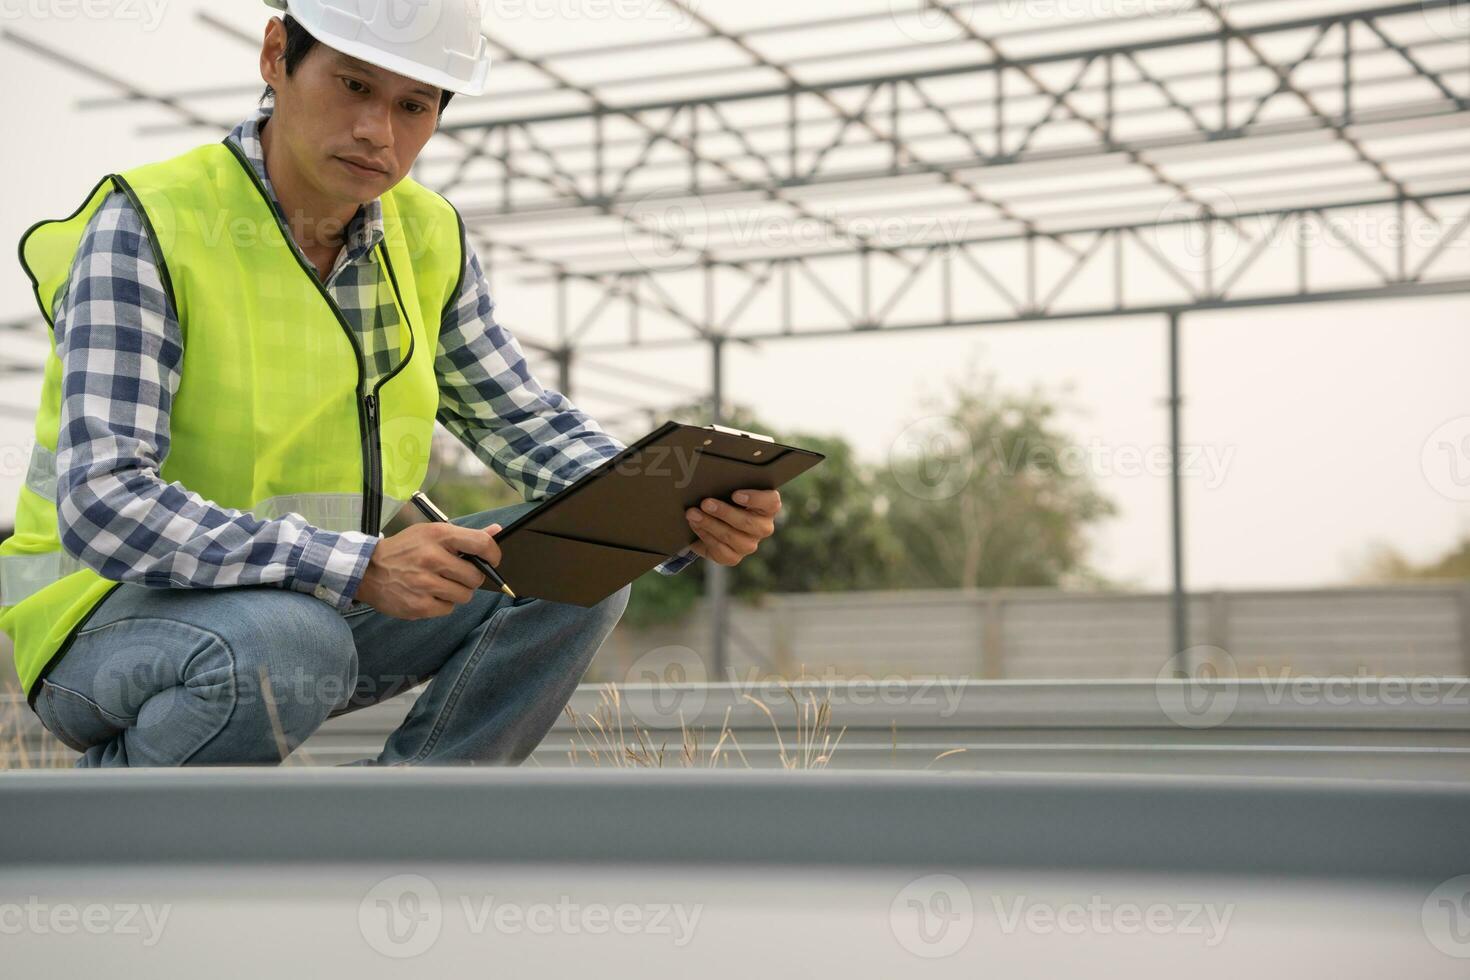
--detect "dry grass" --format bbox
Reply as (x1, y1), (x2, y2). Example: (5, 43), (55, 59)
(563, 680), (848, 769)
(0, 694), (75, 770)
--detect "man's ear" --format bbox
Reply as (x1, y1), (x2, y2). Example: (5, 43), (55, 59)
(259, 16), (287, 90)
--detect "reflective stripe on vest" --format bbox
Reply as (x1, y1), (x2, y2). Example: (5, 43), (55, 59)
(0, 551), (87, 607)
(24, 443), (58, 503)
(0, 492), (407, 607)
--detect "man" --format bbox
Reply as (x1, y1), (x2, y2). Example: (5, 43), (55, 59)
(0, 0), (781, 767)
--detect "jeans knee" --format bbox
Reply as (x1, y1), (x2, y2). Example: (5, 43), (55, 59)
(597, 583), (632, 626)
(212, 592), (358, 751)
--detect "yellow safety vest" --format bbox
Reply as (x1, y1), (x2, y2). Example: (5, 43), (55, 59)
(1, 139), (463, 699)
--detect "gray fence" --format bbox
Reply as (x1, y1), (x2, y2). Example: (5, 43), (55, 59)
(589, 581), (1470, 684)
(4, 582), (1467, 690)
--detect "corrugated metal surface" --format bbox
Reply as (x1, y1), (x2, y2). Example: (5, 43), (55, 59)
(7, 680), (1469, 779)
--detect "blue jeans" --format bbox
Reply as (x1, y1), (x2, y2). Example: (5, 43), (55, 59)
(29, 503), (631, 767)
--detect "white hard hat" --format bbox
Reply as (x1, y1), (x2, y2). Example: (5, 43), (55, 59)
(263, 0), (493, 97)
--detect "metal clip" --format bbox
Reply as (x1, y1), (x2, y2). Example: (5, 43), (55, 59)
(704, 423), (775, 443)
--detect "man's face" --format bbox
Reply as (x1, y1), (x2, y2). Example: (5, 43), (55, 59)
(260, 20), (441, 208)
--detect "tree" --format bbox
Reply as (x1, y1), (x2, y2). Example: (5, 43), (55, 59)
(876, 362), (1116, 590)
(1349, 537), (1470, 582)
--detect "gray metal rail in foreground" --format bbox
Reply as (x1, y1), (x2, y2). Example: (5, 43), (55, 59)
(0, 768), (1466, 882)
(305, 679), (1470, 779)
(6, 679), (1469, 778)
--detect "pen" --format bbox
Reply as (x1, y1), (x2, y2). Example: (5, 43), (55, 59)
(408, 490), (517, 599)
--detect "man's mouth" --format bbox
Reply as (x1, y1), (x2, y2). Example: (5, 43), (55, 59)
(335, 155), (388, 177)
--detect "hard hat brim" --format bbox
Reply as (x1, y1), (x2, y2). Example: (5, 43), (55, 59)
(262, 0), (491, 98)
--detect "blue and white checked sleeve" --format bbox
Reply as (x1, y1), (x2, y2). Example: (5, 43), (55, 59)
(434, 234), (699, 577)
(50, 191), (380, 612)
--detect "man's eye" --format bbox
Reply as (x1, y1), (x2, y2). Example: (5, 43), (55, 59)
(403, 102), (426, 115)
(342, 78), (366, 93)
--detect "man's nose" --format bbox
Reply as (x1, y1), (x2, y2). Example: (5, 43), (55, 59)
(353, 100), (395, 149)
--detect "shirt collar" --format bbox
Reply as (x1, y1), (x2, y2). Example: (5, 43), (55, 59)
(225, 103), (385, 265)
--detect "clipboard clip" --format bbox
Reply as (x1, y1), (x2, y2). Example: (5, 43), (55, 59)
(704, 423), (775, 443)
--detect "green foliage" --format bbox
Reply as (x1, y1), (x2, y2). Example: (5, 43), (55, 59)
(876, 368), (1117, 590)
(1351, 536), (1470, 582)
(399, 361), (1118, 627)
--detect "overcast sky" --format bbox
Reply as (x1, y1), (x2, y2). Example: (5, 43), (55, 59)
(1, 1), (1466, 592)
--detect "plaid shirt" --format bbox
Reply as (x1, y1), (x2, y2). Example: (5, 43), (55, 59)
(50, 104), (695, 613)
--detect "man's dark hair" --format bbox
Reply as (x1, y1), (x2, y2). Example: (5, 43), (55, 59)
(260, 15), (454, 119)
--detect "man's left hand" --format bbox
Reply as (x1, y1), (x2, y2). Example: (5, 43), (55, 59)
(685, 489), (781, 566)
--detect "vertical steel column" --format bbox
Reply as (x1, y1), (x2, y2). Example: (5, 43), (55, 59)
(1168, 312), (1190, 675)
(556, 348), (573, 399)
(708, 335), (729, 682)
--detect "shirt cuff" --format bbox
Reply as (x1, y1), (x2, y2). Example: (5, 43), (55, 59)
(289, 527), (380, 611)
(655, 547), (700, 576)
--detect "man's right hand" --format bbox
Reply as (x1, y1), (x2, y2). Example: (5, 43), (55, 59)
(351, 522), (505, 620)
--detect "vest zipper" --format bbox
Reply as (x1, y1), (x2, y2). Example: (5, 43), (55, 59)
(363, 393), (382, 535)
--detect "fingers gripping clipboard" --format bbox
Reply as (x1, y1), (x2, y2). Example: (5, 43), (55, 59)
(481, 422), (826, 606)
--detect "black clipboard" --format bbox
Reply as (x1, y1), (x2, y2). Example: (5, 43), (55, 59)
(482, 421), (825, 606)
